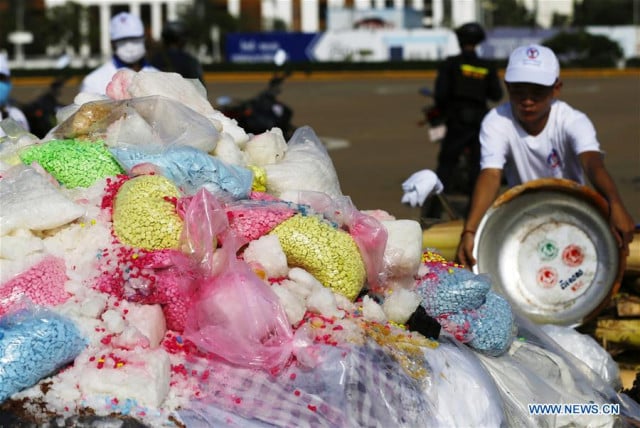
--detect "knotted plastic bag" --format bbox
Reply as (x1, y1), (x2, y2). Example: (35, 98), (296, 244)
(180, 189), (294, 370)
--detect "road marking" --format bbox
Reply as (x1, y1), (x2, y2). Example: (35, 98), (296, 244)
(321, 136), (350, 150)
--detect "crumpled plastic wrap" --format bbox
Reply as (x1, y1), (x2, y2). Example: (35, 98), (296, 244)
(0, 164), (85, 235)
(540, 323), (622, 391)
(264, 126), (342, 199)
(51, 96), (220, 154)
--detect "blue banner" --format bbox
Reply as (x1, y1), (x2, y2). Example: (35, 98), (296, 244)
(226, 32), (318, 63)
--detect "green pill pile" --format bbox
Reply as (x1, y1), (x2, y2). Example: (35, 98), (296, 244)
(19, 139), (124, 188)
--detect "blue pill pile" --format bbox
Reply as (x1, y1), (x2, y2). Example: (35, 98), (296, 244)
(110, 145), (253, 199)
(417, 267), (491, 316)
(416, 251), (515, 356)
(0, 307), (87, 402)
(467, 292), (515, 356)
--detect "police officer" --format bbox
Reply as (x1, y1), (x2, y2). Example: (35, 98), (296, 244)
(150, 20), (204, 83)
(80, 12), (158, 96)
(433, 23), (503, 200)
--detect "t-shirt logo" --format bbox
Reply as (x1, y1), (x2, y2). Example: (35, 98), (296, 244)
(547, 148), (562, 168)
(526, 47), (540, 59)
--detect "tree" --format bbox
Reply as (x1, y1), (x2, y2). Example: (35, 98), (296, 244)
(542, 30), (624, 67)
(44, 3), (84, 54)
(573, 0), (636, 26)
(179, 0), (239, 47)
(489, 0), (537, 27)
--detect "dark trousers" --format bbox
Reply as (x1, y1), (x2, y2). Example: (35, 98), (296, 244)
(435, 122), (481, 197)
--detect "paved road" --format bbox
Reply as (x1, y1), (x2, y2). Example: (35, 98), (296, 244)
(12, 70), (640, 225)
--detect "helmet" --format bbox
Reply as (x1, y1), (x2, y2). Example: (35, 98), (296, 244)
(455, 22), (486, 46)
(161, 21), (187, 44)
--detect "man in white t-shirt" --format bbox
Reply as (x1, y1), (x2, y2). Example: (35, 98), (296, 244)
(456, 44), (635, 268)
(80, 12), (158, 96)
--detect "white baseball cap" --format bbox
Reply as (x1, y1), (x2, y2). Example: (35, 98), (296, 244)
(110, 12), (145, 41)
(505, 44), (560, 86)
(0, 53), (10, 77)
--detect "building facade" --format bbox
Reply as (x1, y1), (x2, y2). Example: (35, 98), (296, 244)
(4, 0), (580, 66)
(34, 0), (481, 61)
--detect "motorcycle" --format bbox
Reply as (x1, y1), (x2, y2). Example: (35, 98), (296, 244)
(216, 50), (295, 139)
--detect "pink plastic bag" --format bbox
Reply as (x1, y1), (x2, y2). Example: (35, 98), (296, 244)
(180, 189), (294, 370)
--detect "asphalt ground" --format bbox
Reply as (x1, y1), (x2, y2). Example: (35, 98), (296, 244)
(11, 69), (640, 225)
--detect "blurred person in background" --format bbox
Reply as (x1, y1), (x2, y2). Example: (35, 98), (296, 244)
(456, 44), (635, 269)
(433, 22), (503, 202)
(0, 53), (30, 136)
(80, 12), (158, 95)
(150, 20), (204, 83)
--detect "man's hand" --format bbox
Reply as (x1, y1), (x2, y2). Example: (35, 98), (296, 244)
(454, 168), (503, 270)
(609, 201), (636, 257)
(456, 230), (477, 270)
(580, 151), (636, 256)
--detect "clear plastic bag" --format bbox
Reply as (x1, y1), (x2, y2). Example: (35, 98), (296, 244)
(52, 96), (219, 153)
(286, 191), (388, 291)
(540, 324), (622, 390)
(181, 341), (431, 428)
(477, 313), (640, 427)
(0, 305), (86, 402)
(0, 164), (85, 235)
(421, 337), (507, 427)
(264, 126), (342, 198)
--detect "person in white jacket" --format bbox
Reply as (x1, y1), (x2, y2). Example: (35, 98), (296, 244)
(80, 12), (158, 95)
(0, 53), (30, 136)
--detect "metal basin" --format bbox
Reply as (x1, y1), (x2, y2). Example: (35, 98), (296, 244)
(473, 178), (623, 326)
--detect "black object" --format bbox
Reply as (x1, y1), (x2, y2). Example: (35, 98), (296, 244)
(21, 75), (70, 139)
(455, 22), (486, 46)
(406, 305), (441, 339)
(161, 20), (188, 45)
(217, 68), (295, 140)
(0, 409), (151, 427)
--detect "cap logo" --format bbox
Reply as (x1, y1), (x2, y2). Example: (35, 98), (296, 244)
(526, 47), (539, 59)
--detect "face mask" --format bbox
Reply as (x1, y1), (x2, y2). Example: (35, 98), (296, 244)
(115, 39), (146, 64)
(0, 81), (12, 106)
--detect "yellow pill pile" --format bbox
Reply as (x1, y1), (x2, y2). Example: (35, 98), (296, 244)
(112, 175), (183, 250)
(270, 214), (366, 300)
